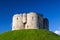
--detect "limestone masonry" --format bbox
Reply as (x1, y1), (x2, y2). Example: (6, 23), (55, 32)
(12, 12), (49, 30)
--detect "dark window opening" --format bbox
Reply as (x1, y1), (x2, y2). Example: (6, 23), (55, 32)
(38, 16), (39, 19)
(17, 17), (18, 20)
(23, 22), (26, 28)
(24, 23), (26, 25)
(38, 25), (41, 29)
(32, 17), (33, 20)
(27, 25), (29, 28)
(32, 17), (35, 20)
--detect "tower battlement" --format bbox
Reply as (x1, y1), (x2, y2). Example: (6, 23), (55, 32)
(12, 12), (49, 30)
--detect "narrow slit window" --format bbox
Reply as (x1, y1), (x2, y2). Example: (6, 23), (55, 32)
(32, 17), (33, 19)
(32, 17), (35, 20)
(27, 25), (29, 28)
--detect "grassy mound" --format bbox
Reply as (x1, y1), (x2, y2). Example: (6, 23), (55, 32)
(0, 29), (60, 40)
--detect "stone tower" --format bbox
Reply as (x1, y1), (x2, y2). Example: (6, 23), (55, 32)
(12, 12), (49, 30)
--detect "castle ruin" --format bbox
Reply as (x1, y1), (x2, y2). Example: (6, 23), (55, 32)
(12, 12), (49, 30)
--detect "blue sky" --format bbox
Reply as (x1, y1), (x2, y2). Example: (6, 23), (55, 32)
(0, 0), (60, 33)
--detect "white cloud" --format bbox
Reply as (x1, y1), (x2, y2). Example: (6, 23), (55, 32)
(54, 30), (60, 35)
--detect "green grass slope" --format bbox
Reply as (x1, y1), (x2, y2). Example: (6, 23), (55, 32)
(0, 29), (60, 40)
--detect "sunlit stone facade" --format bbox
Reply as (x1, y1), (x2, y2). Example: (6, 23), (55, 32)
(12, 12), (49, 30)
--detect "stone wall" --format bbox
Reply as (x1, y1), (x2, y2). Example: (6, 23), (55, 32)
(12, 12), (49, 30)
